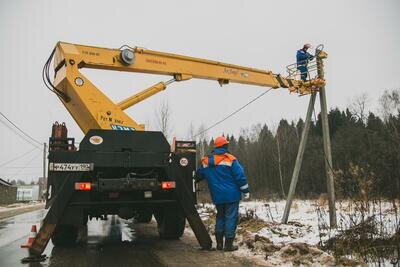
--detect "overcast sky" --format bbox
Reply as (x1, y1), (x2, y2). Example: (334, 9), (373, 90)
(1, 0), (399, 182)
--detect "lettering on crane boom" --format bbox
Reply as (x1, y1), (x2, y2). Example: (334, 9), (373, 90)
(224, 67), (238, 76)
(224, 67), (249, 78)
(146, 58), (167, 65)
(110, 124), (135, 131)
(82, 50), (100, 56)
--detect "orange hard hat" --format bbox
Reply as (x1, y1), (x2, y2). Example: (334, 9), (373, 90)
(214, 136), (229, 148)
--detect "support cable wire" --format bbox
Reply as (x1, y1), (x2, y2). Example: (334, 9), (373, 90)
(0, 112), (42, 146)
(2, 166), (42, 169)
(0, 119), (40, 148)
(194, 88), (272, 138)
(0, 116), (42, 150)
(11, 150), (41, 178)
(0, 147), (37, 167)
(0, 172), (42, 176)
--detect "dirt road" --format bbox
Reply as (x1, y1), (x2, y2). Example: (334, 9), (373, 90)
(0, 209), (266, 266)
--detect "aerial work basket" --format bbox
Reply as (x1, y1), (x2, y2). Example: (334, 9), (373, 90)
(285, 44), (327, 95)
(286, 44), (326, 81)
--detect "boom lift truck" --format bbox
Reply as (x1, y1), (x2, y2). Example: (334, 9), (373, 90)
(26, 42), (327, 260)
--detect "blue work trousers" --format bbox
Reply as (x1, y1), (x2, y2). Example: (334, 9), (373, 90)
(215, 201), (239, 239)
(297, 65), (308, 81)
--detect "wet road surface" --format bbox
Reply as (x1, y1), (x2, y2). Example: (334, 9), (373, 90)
(0, 210), (261, 267)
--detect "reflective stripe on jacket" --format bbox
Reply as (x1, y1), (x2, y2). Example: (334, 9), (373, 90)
(197, 147), (249, 204)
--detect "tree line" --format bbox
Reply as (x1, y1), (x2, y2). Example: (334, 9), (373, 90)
(195, 89), (400, 199)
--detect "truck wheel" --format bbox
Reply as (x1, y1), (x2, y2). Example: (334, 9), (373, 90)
(156, 206), (185, 239)
(51, 225), (78, 247)
(137, 210), (152, 223)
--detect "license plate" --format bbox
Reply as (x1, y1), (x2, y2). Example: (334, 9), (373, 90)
(49, 163), (94, 172)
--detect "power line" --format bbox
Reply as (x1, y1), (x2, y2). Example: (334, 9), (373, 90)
(0, 112), (42, 150)
(11, 151), (40, 177)
(1, 166), (42, 169)
(0, 119), (42, 150)
(1, 172), (42, 176)
(195, 88), (273, 138)
(0, 119), (40, 149)
(0, 112), (43, 145)
(0, 147), (37, 167)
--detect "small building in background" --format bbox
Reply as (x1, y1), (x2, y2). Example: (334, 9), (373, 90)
(16, 185), (40, 201)
(0, 178), (17, 204)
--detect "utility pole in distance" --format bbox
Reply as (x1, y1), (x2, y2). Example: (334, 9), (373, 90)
(42, 142), (47, 194)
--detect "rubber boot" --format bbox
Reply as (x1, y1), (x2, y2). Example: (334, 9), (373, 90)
(215, 233), (224, 250)
(224, 237), (238, 251)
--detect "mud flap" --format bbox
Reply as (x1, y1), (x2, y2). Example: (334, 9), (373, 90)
(28, 175), (76, 256)
(165, 155), (212, 250)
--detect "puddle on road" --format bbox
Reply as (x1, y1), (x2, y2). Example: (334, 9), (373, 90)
(86, 215), (136, 246)
(0, 219), (13, 230)
(46, 216), (163, 267)
(0, 209), (47, 248)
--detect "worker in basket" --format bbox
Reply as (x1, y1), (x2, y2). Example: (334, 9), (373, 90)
(296, 43), (314, 81)
(197, 136), (250, 251)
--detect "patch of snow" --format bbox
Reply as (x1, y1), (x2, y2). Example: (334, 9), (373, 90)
(197, 199), (399, 265)
(238, 199), (398, 245)
(0, 201), (43, 213)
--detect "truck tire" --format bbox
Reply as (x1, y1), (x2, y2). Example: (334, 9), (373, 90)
(51, 225), (78, 247)
(137, 210), (152, 223)
(155, 206), (185, 239)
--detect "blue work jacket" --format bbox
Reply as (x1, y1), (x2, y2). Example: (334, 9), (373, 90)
(197, 147), (249, 204)
(296, 49), (314, 68)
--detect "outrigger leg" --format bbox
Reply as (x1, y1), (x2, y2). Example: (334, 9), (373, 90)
(21, 177), (76, 263)
(166, 154), (212, 250)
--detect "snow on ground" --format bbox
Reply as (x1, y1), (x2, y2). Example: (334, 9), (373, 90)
(240, 200), (322, 246)
(0, 201), (42, 212)
(197, 199), (400, 266)
(0, 201), (45, 220)
(240, 199), (398, 245)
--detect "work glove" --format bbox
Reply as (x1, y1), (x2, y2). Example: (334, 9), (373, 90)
(243, 192), (250, 200)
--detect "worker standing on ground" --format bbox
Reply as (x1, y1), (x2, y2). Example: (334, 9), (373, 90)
(197, 136), (250, 251)
(296, 43), (314, 81)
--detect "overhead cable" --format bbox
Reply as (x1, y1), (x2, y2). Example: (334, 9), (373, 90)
(11, 151), (40, 178)
(0, 112), (43, 149)
(195, 88), (272, 138)
(0, 147), (37, 167)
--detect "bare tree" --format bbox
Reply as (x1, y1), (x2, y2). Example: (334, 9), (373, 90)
(186, 122), (196, 141)
(250, 123), (262, 142)
(196, 123), (208, 156)
(348, 92), (370, 123)
(379, 89), (400, 121)
(155, 100), (172, 140)
(379, 89), (400, 155)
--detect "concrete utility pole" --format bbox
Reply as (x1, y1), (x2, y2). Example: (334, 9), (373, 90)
(282, 47), (337, 228)
(281, 93), (316, 223)
(316, 54), (337, 228)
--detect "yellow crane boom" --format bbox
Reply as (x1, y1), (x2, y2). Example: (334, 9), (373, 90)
(49, 42), (326, 134)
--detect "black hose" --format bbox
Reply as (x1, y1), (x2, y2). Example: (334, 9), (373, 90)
(42, 45), (69, 101)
